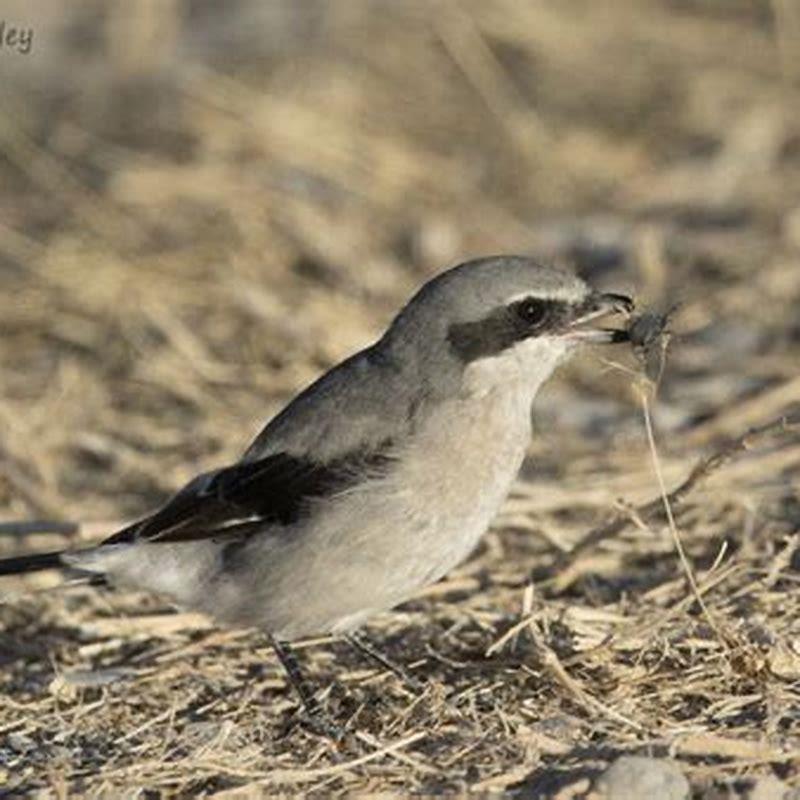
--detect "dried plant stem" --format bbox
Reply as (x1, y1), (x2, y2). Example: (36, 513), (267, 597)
(552, 412), (800, 587)
(638, 387), (727, 653)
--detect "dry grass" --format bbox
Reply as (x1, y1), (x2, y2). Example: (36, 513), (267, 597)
(1, 1), (800, 796)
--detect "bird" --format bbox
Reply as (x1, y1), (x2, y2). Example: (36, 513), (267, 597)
(0, 255), (632, 726)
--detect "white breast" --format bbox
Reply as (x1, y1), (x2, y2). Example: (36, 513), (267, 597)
(396, 386), (531, 577)
(312, 374), (534, 617)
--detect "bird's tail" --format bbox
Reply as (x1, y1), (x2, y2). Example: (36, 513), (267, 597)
(0, 549), (65, 576)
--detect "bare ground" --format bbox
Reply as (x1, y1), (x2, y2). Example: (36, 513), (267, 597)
(1, 1), (799, 796)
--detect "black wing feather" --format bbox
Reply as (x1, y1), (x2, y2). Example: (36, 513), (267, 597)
(104, 448), (393, 546)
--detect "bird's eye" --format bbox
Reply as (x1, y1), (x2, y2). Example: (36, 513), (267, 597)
(515, 298), (549, 327)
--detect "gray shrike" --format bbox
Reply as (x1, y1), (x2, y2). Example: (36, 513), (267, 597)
(0, 256), (632, 722)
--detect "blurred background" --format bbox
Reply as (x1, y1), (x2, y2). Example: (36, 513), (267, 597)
(1, 1), (800, 794)
(0, 0), (798, 525)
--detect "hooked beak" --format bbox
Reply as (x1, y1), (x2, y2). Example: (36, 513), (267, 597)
(564, 291), (634, 344)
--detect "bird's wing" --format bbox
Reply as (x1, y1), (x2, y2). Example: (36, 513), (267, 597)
(240, 347), (420, 463)
(104, 448), (393, 546)
(106, 346), (417, 546)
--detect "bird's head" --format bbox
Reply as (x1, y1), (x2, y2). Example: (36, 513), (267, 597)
(383, 255), (633, 398)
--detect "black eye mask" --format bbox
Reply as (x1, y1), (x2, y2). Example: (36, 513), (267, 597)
(447, 298), (571, 362)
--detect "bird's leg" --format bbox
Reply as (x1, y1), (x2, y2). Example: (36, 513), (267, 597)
(345, 632), (424, 694)
(269, 636), (343, 739)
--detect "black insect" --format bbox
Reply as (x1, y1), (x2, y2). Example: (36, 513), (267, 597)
(626, 305), (677, 384)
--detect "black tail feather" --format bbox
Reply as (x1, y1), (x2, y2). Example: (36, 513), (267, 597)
(0, 550), (65, 576)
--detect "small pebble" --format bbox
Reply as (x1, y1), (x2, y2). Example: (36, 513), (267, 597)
(595, 755), (690, 800)
(745, 775), (798, 800)
(7, 733), (36, 754)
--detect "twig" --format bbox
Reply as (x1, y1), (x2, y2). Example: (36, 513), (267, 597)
(354, 730), (436, 774)
(550, 413), (800, 586)
(638, 387), (727, 653)
(259, 731), (427, 785)
(521, 642), (644, 732)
